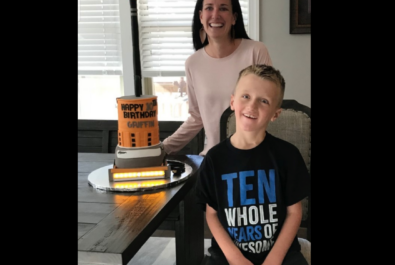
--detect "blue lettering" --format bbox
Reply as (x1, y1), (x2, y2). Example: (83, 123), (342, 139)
(246, 226), (255, 241)
(258, 169), (276, 203)
(254, 225), (262, 240)
(238, 227), (247, 242)
(222, 173), (237, 207)
(227, 227), (234, 238)
(233, 227), (238, 240)
(240, 171), (256, 206)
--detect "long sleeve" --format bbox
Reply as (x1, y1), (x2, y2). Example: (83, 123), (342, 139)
(163, 39), (273, 156)
(162, 64), (204, 154)
(255, 42), (273, 66)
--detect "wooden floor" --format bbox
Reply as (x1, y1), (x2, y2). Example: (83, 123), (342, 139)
(128, 237), (212, 265)
(127, 217), (213, 265)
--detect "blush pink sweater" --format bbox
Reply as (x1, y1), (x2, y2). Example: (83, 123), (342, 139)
(163, 38), (272, 156)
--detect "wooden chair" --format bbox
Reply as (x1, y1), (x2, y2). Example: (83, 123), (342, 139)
(218, 99), (311, 265)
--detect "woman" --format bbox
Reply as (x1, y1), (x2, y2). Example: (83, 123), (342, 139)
(163, 0), (272, 156)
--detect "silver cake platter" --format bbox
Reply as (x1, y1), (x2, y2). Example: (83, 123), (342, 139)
(87, 160), (192, 192)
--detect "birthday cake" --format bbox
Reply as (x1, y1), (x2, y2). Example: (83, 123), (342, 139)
(114, 95), (166, 169)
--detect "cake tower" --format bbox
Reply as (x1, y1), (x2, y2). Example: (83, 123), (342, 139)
(107, 2), (170, 183)
(108, 95), (169, 182)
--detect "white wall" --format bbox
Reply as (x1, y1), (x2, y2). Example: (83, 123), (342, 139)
(259, 0), (311, 107)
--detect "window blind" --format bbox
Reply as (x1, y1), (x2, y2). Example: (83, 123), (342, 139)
(137, 0), (249, 77)
(78, 0), (123, 75)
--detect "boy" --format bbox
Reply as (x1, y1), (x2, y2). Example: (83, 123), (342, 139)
(195, 64), (310, 265)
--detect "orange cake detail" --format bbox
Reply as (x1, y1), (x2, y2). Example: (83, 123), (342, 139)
(116, 96), (160, 148)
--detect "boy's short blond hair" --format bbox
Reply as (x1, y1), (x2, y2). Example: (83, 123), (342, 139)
(235, 64), (286, 108)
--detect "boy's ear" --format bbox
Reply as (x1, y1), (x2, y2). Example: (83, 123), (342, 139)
(230, 94), (235, 110)
(270, 108), (282, 122)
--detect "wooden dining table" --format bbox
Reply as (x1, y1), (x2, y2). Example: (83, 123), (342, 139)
(78, 152), (204, 265)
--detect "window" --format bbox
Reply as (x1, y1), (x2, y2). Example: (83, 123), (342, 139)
(78, 0), (259, 121)
(136, 0), (259, 121)
(78, 0), (134, 120)
(153, 76), (189, 121)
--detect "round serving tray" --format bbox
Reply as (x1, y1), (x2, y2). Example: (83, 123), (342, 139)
(87, 160), (192, 192)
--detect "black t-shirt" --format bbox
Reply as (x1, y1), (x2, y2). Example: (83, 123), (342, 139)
(195, 132), (310, 265)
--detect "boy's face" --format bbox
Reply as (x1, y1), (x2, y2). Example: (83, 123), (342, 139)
(230, 74), (282, 132)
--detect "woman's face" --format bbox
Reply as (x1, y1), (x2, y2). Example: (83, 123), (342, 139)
(199, 0), (237, 41)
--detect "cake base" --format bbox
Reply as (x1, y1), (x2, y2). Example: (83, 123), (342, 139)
(87, 160), (192, 192)
(115, 142), (166, 169)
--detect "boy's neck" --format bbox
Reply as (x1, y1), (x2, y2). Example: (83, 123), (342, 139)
(230, 130), (267, 150)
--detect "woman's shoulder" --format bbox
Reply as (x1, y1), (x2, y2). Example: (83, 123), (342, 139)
(185, 48), (206, 67)
(241, 38), (269, 50)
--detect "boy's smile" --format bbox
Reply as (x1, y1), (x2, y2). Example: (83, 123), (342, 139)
(230, 73), (282, 133)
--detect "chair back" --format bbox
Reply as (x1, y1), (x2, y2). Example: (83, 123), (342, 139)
(78, 120), (205, 155)
(219, 99), (311, 241)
